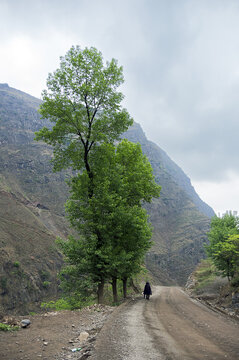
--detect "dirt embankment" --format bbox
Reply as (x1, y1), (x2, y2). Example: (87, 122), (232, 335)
(0, 304), (114, 360)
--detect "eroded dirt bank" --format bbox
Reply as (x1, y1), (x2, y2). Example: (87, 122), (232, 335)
(0, 305), (114, 359)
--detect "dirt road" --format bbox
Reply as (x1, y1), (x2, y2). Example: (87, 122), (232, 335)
(92, 286), (239, 360)
(1, 287), (239, 359)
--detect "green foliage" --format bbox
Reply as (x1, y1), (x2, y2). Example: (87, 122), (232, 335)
(0, 323), (19, 331)
(35, 45), (133, 173)
(35, 45), (160, 303)
(206, 214), (238, 252)
(41, 295), (95, 311)
(41, 298), (71, 311)
(13, 261), (20, 268)
(60, 140), (160, 299)
(206, 214), (239, 280)
(42, 281), (51, 288)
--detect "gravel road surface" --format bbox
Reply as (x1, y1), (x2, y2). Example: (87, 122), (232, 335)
(92, 286), (239, 360)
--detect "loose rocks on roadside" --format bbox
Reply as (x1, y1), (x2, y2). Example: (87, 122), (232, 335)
(53, 304), (115, 360)
(0, 304), (115, 360)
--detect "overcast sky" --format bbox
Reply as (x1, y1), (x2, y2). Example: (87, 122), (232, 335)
(1, 0), (239, 215)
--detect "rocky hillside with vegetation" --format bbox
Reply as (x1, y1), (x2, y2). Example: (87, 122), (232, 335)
(186, 259), (239, 319)
(186, 213), (239, 318)
(0, 84), (214, 313)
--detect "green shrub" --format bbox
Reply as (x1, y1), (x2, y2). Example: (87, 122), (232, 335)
(42, 281), (51, 289)
(0, 323), (19, 331)
(41, 298), (72, 311)
(41, 295), (95, 311)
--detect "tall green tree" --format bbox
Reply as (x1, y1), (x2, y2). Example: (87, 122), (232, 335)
(35, 46), (133, 301)
(64, 140), (160, 302)
(210, 235), (239, 280)
(35, 46), (160, 303)
(206, 214), (239, 281)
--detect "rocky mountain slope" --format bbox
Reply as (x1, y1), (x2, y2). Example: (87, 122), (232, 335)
(0, 84), (214, 313)
(124, 123), (214, 284)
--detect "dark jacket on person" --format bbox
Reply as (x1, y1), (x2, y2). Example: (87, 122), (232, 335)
(143, 282), (152, 295)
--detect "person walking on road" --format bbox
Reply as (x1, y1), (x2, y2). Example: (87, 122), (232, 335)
(143, 282), (152, 300)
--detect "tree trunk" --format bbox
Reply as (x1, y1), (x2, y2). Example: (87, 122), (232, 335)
(112, 276), (118, 303)
(97, 278), (105, 304)
(122, 277), (127, 298)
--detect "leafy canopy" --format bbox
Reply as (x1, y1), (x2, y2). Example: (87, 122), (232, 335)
(35, 46), (133, 172)
(60, 140), (161, 296)
(206, 214), (239, 280)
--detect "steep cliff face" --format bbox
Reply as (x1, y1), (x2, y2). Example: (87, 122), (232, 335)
(0, 84), (214, 312)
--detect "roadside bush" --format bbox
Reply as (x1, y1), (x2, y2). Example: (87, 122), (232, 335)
(0, 323), (19, 331)
(41, 295), (95, 311)
(42, 281), (51, 289)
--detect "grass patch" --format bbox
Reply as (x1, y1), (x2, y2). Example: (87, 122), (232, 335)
(41, 296), (95, 311)
(41, 298), (73, 311)
(0, 323), (19, 331)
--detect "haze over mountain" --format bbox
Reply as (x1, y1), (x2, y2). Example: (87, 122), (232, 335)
(0, 84), (214, 313)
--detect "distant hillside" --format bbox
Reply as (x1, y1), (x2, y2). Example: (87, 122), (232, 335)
(125, 123), (214, 218)
(124, 123), (214, 284)
(0, 84), (214, 313)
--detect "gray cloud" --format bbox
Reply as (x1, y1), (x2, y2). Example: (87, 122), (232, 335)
(1, 0), (239, 186)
